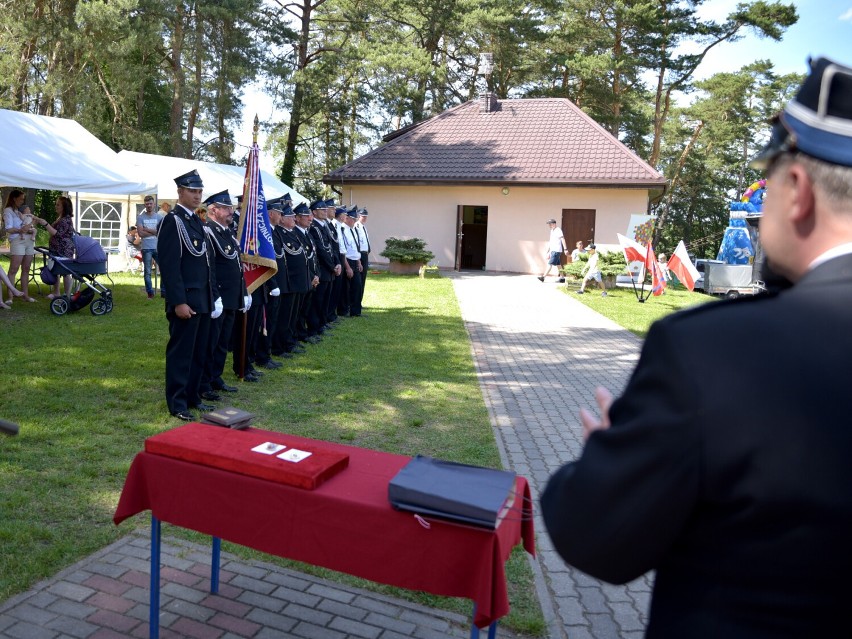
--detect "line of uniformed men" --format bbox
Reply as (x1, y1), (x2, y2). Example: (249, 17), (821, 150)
(157, 168), (372, 421)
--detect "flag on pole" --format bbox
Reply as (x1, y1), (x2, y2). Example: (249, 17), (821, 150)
(617, 233), (648, 264)
(667, 240), (700, 291)
(646, 242), (667, 296)
(237, 139), (277, 294)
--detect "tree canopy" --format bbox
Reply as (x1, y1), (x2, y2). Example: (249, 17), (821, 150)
(0, 0), (801, 251)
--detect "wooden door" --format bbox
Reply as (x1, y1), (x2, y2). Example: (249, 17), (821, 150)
(454, 205), (464, 271)
(562, 209), (596, 262)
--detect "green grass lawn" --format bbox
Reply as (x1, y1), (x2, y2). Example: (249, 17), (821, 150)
(561, 277), (716, 337)
(0, 263), (544, 636)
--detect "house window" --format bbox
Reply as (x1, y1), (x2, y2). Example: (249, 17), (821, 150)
(79, 200), (121, 250)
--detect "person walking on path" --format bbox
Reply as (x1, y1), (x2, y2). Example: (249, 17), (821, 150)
(541, 56), (852, 637)
(538, 218), (566, 283)
(576, 244), (606, 296)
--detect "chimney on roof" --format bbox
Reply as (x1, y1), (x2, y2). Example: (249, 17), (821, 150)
(478, 53), (496, 113)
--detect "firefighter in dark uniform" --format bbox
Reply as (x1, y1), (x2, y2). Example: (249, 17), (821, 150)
(157, 169), (221, 420)
(308, 199), (337, 335)
(293, 202), (320, 342)
(200, 190), (248, 397)
(256, 199), (287, 368)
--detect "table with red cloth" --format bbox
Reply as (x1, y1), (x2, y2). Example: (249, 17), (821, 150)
(113, 424), (535, 636)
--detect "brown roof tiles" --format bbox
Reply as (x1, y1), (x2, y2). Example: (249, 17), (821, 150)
(324, 97), (666, 188)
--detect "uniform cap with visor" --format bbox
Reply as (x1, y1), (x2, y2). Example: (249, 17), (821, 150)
(752, 56), (852, 169)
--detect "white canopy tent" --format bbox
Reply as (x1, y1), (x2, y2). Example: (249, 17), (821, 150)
(0, 109), (156, 194)
(118, 150), (308, 205)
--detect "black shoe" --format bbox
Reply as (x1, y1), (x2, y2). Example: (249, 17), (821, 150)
(213, 383), (238, 393)
(260, 360), (283, 370)
(193, 402), (216, 412)
(171, 410), (195, 421)
(278, 351), (293, 359)
(242, 373), (260, 383)
(289, 346), (307, 354)
(537, 276), (544, 282)
(200, 391), (221, 401)
(557, 277), (566, 283)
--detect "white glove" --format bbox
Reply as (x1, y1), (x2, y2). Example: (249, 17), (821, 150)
(269, 287), (280, 297)
(211, 297), (223, 319)
(241, 294), (252, 313)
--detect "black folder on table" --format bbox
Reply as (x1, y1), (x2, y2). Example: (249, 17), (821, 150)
(388, 455), (516, 529)
(201, 407), (256, 430)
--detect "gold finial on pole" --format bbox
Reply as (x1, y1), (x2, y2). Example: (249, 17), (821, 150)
(252, 115), (259, 145)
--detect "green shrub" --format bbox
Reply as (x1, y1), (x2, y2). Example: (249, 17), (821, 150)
(380, 237), (435, 264)
(562, 249), (627, 278)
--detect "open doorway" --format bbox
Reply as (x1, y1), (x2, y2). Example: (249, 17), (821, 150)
(455, 205), (488, 270)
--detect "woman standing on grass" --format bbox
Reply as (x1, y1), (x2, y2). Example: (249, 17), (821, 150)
(3, 189), (47, 304)
(44, 196), (75, 300)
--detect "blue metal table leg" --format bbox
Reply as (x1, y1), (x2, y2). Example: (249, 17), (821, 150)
(211, 537), (221, 594)
(150, 515), (161, 639)
(469, 604), (499, 638)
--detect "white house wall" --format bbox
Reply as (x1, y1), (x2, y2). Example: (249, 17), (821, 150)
(339, 185), (651, 274)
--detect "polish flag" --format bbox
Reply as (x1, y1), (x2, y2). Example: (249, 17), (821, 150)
(667, 240), (700, 291)
(617, 233), (647, 264)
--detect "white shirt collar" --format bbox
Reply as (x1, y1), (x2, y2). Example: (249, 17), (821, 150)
(809, 242), (852, 270)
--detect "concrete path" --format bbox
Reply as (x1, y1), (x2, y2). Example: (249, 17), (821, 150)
(0, 271), (651, 638)
(449, 272), (652, 639)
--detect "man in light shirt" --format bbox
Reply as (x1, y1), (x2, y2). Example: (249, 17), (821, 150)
(538, 218), (566, 282)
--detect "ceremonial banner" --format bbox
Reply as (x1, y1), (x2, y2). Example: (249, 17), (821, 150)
(237, 141), (277, 293)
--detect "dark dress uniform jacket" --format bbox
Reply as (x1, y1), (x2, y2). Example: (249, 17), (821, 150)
(158, 205), (216, 313)
(541, 254), (852, 638)
(282, 228), (310, 293)
(309, 220), (336, 282)
(271, 226), (290, 294)
(205, 220), (246, 310)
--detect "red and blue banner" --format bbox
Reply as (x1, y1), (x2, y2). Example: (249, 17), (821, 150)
(237, 142), (277, 293)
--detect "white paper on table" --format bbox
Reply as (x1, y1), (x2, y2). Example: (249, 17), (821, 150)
(251, 442), (287, 455)
(277, 448), (312, 463)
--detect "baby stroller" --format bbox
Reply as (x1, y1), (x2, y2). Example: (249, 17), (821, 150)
(36, 235), (114, 316)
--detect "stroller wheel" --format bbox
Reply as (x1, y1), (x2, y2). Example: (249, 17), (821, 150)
(91, 299), (109, 316)
(50, 297), (69, 316)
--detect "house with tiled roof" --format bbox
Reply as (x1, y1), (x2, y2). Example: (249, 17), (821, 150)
(323, 95), (667, 274)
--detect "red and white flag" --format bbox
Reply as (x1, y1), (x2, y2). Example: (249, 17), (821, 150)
(617, 233), (647, 264)
(667, 240), (700, 291)
(646, 242), (667, 296)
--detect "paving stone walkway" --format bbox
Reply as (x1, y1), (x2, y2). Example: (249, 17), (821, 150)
(449, 272), (653, 639)
(1, 271), (653, 638)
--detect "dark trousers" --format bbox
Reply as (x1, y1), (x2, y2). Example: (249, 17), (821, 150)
(257, 293), (281, 363)
(346, 259), (363, 316)
(328, 274), (342, 322)
(296, 289), (313, 338)
(272, 293), (297, 354)
(233, 292), (263, 377)
(359, 252), (369, 307)
(337, 266), (350, 316)
(308, 279), (331, 333)
(165, 310), (211, 413)
(289, 292), (306, 341)
(202, 309), (236, 392)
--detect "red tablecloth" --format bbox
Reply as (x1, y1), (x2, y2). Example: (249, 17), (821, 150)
(114, 427), (535, 628)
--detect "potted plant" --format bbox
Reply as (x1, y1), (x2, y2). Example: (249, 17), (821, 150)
(380, 237), (435, 275)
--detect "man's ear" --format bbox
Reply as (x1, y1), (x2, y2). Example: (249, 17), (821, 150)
(786, 163), (817, 224)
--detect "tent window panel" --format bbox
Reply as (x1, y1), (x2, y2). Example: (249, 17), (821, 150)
(79, 200), (121, 250)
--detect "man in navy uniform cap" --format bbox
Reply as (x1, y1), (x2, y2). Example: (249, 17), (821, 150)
(157, 169), (221, 420)
(307, 198), (338, 335)
(254, 199), (287, 369)
(541, 57), (852, 637)
(292, 202), (321, 342)
(272, 203), (308, 356)
(199, 190), (248, 397)
(353, 206), (371, 310)
(332, 206), (349, 317)
(340, 206), (364, 317)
